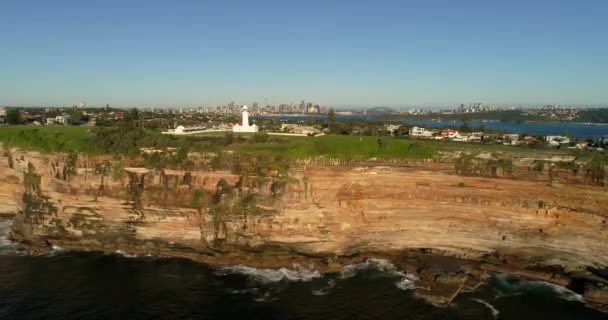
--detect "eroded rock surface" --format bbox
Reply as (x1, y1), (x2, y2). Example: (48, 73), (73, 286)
(1, 149), (607, 308)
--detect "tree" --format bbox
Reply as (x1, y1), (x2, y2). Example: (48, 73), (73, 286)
(6, 108), (21, 124)
(327, 108), (337, 133)
(124, 108), (139, 128)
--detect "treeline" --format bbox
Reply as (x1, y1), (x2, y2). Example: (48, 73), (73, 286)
(577, 109), (608, 123)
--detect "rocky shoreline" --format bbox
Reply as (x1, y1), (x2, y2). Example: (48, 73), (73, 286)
(8, 234), (608, 312)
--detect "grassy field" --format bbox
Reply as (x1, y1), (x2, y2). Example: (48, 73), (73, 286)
(0, 126), (93, 153)
(0, 125), (576, 160)
(234, 135), (436, 160)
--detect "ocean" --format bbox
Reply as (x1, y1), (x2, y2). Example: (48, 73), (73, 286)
(0, 219), (605, 320)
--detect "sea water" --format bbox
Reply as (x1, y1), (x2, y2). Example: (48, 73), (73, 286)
(0, 218), (605, 320)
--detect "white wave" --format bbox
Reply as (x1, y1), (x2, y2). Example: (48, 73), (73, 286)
(341, 258), (418, 291)
(216, 265), (321, 283)
(473, 298), (500, 319)
(229, 288), (260, 295)
(44, 244), (67, 257)
(341, 258), (405, 279)
(114, 250), (138, 258)
(542, 282), (584, 302)
(493, 273), (583, 302)
(395, 276), (417, 291)
(312, 279), (335, 296)
(254, 291), (279, 302)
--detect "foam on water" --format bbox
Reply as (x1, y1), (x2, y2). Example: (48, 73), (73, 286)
(215, 265), (321, 283)
(229, 287), (260, 295)
(341, 258), (405, 278)
(493, 273), (584, 302)
(542, 282), (585, 302)
(312, 279), (335, 296)
(44, 244), (67, 257)
(472, 298), (500, 319)
(341, 258), (418, 291)
(114, 250), (139, 258)
(253, 291), (279, 302)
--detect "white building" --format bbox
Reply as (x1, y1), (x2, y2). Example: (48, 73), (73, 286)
(233, 106), (258, 133)
(386, 124), (401, 135)
(409, 126), (433, 138)
(281, 124), (319, 135)
(546, 135), (571, 144)
(46, 115), (69, 125)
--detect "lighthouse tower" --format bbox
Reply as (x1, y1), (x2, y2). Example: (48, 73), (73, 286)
(242, 105), (249, 127)
(233, 105), (258, 133)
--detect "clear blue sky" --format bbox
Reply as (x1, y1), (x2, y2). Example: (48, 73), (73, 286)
(1, 0), (607, 108)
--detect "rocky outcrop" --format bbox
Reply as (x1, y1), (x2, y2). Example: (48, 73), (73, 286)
(1, 148), (608, 308)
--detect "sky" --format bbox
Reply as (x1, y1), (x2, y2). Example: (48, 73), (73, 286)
(1, 0), (607, 108)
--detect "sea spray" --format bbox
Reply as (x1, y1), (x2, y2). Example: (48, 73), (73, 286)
(114, 250), (139, 258)
(312, 279), (335, 296)
(472, 298), (500, 319)
(341, 258), (418, 291)
(215, 265), (321, 283)
(493, 273), (584, 302)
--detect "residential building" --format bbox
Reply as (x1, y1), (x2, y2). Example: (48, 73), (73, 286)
(409, 126), (433, 138)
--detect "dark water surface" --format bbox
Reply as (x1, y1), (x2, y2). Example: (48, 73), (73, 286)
(0, 220), (605, 320)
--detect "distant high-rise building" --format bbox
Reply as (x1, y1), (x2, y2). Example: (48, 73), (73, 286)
(252, 102), (259, 111)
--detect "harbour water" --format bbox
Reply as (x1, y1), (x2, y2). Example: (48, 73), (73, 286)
(0, 219), (605, 320)
(404, 120), (608, 140)
(257, 115), (608, 140)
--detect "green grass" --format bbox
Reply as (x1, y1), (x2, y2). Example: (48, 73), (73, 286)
(0, 125), (577, 162)
(0, 126), (93, 153)
(235, 135), (435, 160)
(421, 138), (572, 156)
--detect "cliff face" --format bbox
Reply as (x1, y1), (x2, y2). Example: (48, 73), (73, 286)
(2, 148), (608, 306)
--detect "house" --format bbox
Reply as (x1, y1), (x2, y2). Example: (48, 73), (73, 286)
(548, 140), (561, 147)
(467, 132), (483, 142)
(440, 129), (459, 139)
(409, 126), (434, 138)
(546, 135), (571, 144)
(502, 134), (520, 145)
(600, 135), (608, 148)
(385, 124), (401, 135)
(281, 124), (319, 135)
(523, 136), (539, 145)
(46, 115), (70, 125)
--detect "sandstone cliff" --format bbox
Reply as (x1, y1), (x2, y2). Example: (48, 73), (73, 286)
(1, 148), (607, 308)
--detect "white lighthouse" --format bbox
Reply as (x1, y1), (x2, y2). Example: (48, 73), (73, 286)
(233, 105), (258, 133)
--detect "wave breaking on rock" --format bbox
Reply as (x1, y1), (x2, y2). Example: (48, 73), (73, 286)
(215, 265), (322, 283)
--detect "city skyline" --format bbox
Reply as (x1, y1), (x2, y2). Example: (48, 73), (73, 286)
(1, 0), (607, 107)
